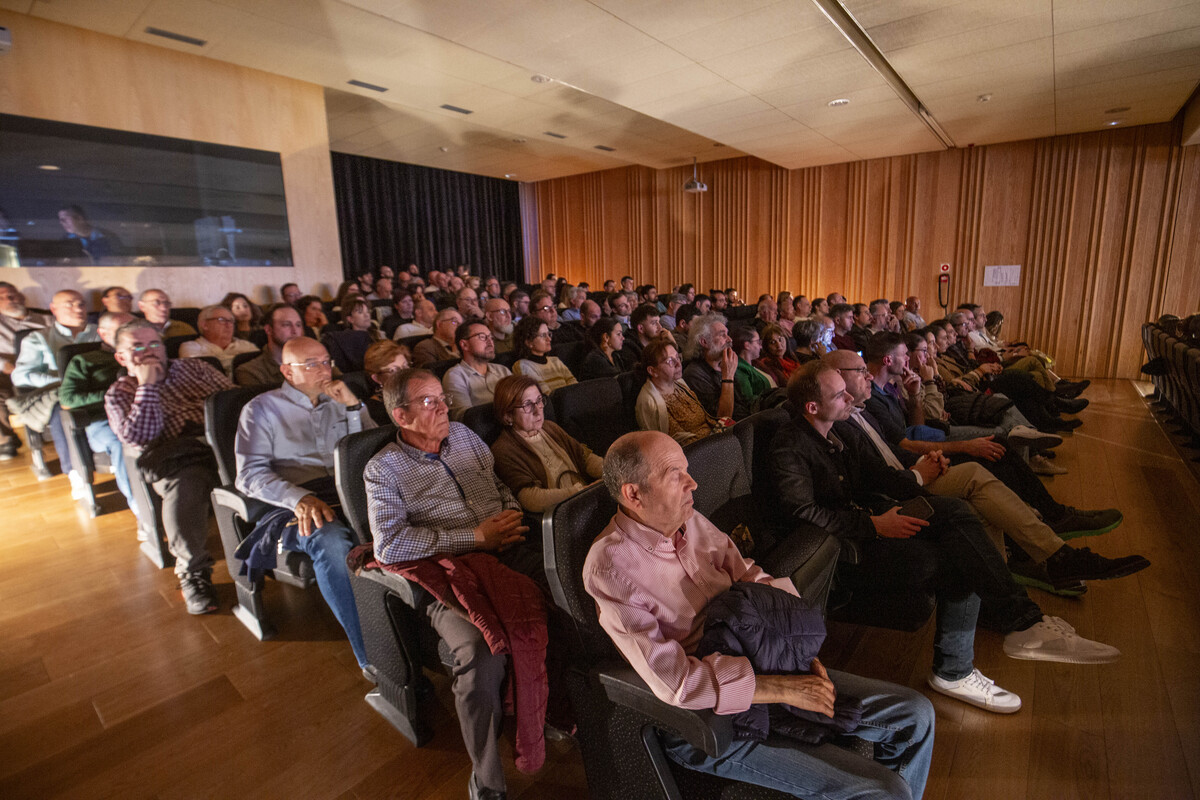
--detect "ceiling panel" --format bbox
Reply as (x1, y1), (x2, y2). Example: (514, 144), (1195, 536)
(16, 0), (1200, 181)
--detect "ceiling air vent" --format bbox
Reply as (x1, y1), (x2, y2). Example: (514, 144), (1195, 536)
(144, 27), (206, 47)
(594, 145), (616, 152)
(348, 79), (388, 93)
(440, 104), (473, 114)
(543, 131), (567, 139)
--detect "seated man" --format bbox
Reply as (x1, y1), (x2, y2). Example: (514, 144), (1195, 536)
(59, 310), (138, 514)
(394, 297), (437, 341)
(235, 303), (305, 387)
(138, 289), (196, 338)
(365, 368), (542, 800)
(768, 362), (1121, 713)
(234, 337), (371, 669)
(0, 282), (50, 460)
(530, 291), (582, 346)
(99, 286), (134, 314)
(483, 297), (515, 354)
(412, 307), (461, 367)
(827, 348), (1149, 597)
(179, 304), (258, 376)
(682, 313), (750, 421)
(106, 320), (233, 615)
(622, 303), (663, 365)
(586, 431), (935, 799)
(443, 320), (511, 417)
(12, 289), (99, 489)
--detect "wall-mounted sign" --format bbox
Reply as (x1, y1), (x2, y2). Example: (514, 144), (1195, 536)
(984, 264), (1021, 286)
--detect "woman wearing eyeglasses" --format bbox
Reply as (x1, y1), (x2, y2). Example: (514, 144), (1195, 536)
(576, 316), (627, 382)
(635, 339), (728, 444)
(490, 375), (603, 512)
(511, 315), (577, 394)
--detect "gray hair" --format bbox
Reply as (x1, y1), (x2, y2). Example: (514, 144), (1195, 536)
(602, 434), (654, 504)
(568, 286), (587, 302)
(382, 368), (437, 416)
(114, 318), (159, 349)
(667, 293), (685, 307)
(792, 318), (822, 347)
(685, 312), (728, 360)
(197, 304), (228, 325)
(949, 311), (970, 326)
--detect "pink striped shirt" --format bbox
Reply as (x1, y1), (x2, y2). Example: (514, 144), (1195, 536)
(583, 508), (797, 715)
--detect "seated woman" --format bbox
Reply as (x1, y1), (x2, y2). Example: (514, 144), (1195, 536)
(753, 322), (800, 386)
(295, 294), (329, 339)
(790, 317), (825, 364)
(576, 316), (627, 381)
(775, 291), (796, 338)
(363, 339), (410, 425)
(636, 339), (727, 444)
(322, 297), (381, 373)
(490, 374), (603, 512)
(220, 292), (262, 340)
(511, 314), (577, 394)
(731, 324), (775, 412)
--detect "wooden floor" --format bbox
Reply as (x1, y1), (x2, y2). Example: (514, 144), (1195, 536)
(1, 379), (1197, 799)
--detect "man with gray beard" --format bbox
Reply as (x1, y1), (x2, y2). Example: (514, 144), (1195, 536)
(483, 297), (515, 354)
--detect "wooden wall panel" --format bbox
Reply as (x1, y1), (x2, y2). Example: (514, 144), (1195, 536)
(524, 121), (1200, 378)
(0, 12), (342, 309)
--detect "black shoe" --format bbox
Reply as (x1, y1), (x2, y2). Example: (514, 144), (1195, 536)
(1044, 417), (1083, 432)
(180, 573), (219, 615)
(1053, 396), (1089, 414)
(1009, 556), (1088, 596)
(469, 772), (507, 800)
(1050, 507), (1123, 539)
(0, 444), (15, 461)
(1045, 545), (1150, 583)
(1056, 379), (1090, 399)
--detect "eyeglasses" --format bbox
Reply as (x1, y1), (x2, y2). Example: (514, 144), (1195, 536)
(124, 341), (164, 354)
(513, 395), (547, 413)
(658, 357), (681, 368)
(286, 359), (333, 371)
(407, 394), (453, 410)
(837, 366), (869, 374)
(465, 331), (494, 343)
(532, 332), (552, 340)
(535, 305), (555, 313)
(110, 293), (133, 301)
(206, 317), (235, 325)
(145, 299), (172, 307)
(486, 309), (511, 317)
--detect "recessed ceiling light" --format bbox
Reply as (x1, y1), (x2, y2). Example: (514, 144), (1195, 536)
(347, 79), (388, 93)
(1107, 120), (1123, 127)
(531, 74), (552, 84)
(37, 164), (60, 171)
(511, 138), (527, 143)
(505, 173), (517, 178)
(977, 94), (992, 103)
(1105, 106), (1131, 114)
(828, 98), (851, 107)
(440, 104), (473, 115)
(439, 146), (449, 152)
(144, 26), (206, 47)
(543, 131), (567, 139)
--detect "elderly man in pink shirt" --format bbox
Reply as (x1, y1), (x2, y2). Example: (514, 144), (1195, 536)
(584, 431), (935, 800)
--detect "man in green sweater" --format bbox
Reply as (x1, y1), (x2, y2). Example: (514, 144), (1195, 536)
(59, 311), (138, 516)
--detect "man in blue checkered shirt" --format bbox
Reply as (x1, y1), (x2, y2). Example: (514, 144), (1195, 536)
(364, 367), (536, 800)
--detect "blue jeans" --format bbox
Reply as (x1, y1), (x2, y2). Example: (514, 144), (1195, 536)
(48, 405), (72, 474)
(286, 519), (368, 668)
(84, 419), (135, 514)
(662, 670), (935, 800)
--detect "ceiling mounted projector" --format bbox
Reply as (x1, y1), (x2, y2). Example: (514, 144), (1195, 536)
(683, 157), (707, 193)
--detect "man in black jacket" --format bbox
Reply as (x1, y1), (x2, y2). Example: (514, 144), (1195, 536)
(767, 362), (1121, 713)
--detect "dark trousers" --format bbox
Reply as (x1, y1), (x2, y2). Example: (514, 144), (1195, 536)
(150, 462), (218, 578)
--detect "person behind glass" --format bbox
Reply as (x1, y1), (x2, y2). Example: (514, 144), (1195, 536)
(363, 339), (410, 424)
(138, 289), (196, 337)
(280, 282), (302, 307)
(443, 320), (512, 418)
(179, 305), (258, 377)
(100, 286), (134, 314)
(584, 431), (935, 800)
(365, 368), (546, 800)
(754, 322), (801, 387)
(490, 374), (603, 513)
(57, 204), (119, 261)
(636, 339), (726, 444)
(295, 295), (329, 339)
(511, 315), (577, 394)
(105, 320), (233, 615)
(234, 336), (372, 670)
(412, 307), (462, 367)
(219, 292), (262, 340)
(576, 316), (627, 381)
(235, 304), (306, 388)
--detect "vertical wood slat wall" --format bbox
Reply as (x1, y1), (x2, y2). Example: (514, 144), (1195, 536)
(523, 121), (1200, 379)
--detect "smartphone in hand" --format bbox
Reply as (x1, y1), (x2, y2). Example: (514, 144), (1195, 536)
(897, 496), (935, 521)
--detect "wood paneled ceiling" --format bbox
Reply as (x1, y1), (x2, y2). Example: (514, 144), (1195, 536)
(7, 0), (1200, 180)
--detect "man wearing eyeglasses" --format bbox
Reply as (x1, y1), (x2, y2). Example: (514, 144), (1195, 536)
(233, 337), (372, 669)
(100, 286), (134, 314)
(530, 290), (582, 346)
(179, 305), (258, 377)
(137, 289), (196, 338)
(443, 321), (511, 418)
(365, 368), (539, 800)
(106, 319), (233, 615)
(482, 297), (515, 354)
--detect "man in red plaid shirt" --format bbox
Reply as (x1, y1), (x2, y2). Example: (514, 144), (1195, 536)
(105, 319), (232, 614)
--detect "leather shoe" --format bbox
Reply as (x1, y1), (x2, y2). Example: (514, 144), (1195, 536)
(469, 772), (506, 800)
(1053, 396), (1089, 414)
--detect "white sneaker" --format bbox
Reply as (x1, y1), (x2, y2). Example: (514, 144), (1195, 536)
(1029, 454), (1068, 476)
(67, 470), (89, 500)
(1004, 615), (1120, 664)
(1007, 425), (1063, 451)
(927, 668), (1021, 714)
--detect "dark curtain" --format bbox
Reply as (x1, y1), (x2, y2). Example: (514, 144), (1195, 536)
(331, 151), (524, 283)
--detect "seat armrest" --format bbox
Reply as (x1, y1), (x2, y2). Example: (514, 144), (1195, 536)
(354, 565), (430, 608)
(62, 405), (108, 428)
(597, 664), (732, 758)
(210, 486), (274, 522)
(837, 537), (862, 565)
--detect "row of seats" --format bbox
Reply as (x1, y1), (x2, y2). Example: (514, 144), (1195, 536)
(1142, 322), (1200, 436)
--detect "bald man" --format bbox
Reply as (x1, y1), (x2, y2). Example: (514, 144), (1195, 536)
(12, 290), (100, 486)
(234, 337), (374, 668)
(138, 289), (196, 338)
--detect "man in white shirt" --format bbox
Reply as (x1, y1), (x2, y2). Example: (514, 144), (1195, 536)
(179, 305), (258, 376)
(394, 298), (437, 340)
(443, 321), (511, 418)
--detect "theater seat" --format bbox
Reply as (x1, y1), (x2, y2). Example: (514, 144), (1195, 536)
(552, 377), (633, 454)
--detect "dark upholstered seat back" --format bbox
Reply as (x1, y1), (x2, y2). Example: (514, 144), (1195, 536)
(553, 377), (631, 454)
(204, 386), (273, 487)
(334, 425), (399, 546)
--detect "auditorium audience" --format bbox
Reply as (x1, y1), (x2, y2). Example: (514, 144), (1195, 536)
(683, 313), (746, 421)
(531, 290), (582, 346)
(576, 316), (627, 381)
(179, 304), (258, 376)
(491, 374), (603, 512)
(412, 307), (462, 367)
(442, 320), (511, 416)
(622, 303), (664, 365)
(295, 295), (329, 339)
(0, 281), (49, 460)
(512, 315), (577, 394)
(753, 322), (801, 386)
(139, 289), (196, 337)
(219, 292), (262, 339)
(636, 339), (726, 444)
(482, 297), (515, 354)
(100, 286), (134, 314)
(394, 297), (437, 341)
(236, 304), (305, 388)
